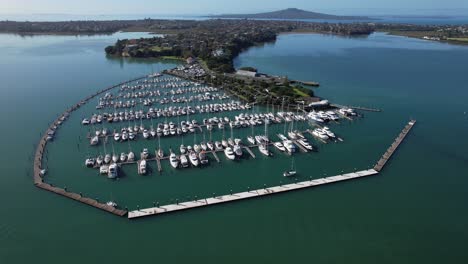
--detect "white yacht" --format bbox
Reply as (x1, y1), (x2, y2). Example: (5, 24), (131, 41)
(207, 141), (215, 151)
(169, 153), (179, 168)
(199, 152), (209, 165)
(180, 154), (189, 168)
(273, 142), (286, 152)
(201, 142), (208, 151)
(138, 160), (147, 175)
(96, 155), (103, 165)
(189, 151), (200, 166)
(113, 133), (120, 141)
(312, 129), (329, 140)
(194, 144), (201, 153)
(127, 152), (135, 162)
(180, 144), (187, 154)
(121, 131), (129, 141)
(85, 158), (95, 167)
(221, 139), (229, 148)
(112, 153), (119, 163)
(90, 135), (99, 146)
(141, 148), (149, 159)
(120, 152), (127, 162)
(157, 149), (164, 159)
(258, 144), (270, 156)
(142, 129), (150, 139)
(215, 141), (223, 150)
(233, 144), (243, 157)
(247, 136), (255, 145)
(283, 140), (296, 153)
(323, 127), (336, 138)
(108, 163), (118, 179)
(224, 147), (236, 160)
(297, 139), (313, 151)
(104, 154), (111, 164)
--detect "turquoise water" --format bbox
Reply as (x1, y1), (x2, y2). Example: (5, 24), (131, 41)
(1, 31), (468, 263)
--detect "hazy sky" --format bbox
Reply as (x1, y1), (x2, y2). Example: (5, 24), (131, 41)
(1, 0), (468, 15)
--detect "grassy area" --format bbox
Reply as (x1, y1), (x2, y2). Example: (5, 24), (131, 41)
(447, 37), (468, 42)
(150, 46), (172, 52)
(293, 87), (310, 97)
(158, 56), (185, 61)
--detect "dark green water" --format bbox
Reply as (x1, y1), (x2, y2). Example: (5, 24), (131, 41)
(1, 32), (468, 263)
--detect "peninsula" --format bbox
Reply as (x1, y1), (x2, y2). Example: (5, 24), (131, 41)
(207, 8), (372, 20)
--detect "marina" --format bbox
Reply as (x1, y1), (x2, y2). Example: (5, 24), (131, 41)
(32, 67), (414, 218)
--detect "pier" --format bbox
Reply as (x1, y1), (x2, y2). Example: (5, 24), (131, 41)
(374, 120), (416, 172)
(211, 151), (220, 163)
(128, 169), (378, 219)
(243, 146), (256, 158)
(331, 103), (382, 113)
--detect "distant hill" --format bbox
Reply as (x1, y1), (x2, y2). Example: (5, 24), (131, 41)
(208, 8), (371, 20)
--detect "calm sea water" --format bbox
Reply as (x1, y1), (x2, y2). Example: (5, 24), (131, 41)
(0, 31), (468, 263)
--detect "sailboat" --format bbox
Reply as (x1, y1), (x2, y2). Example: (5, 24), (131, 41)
(283, 157), (297, 177)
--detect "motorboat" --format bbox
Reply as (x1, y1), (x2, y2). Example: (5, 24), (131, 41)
(120, 152), (127, 162)
(157, 149), (164, 158)
(201, 142), (208, 151)
(215, 141), (223, 150)
(104, 154), (111, 164)
(233, 144), (243, 157)
(199, 151), (209, 165)
(189, 151), (200, 166)
(138, 160), (147, 175)
(224, 147), (236, 160)
(127, 151), (135, 162)
(106, 201), (118, 207)
(112, 153), (119, 163)
(322, 127), (336, 138)
(113, 133), (121, 141)
(180, 144), (187, 154)
(169, 153), (179, 168)
(108, 163), (118, 179)
(180, 154), (189, 168)
(247, 136), (255, 145)
(207, 141), (214, 150)
(283, 170), (297, 177)
(283, 140), (296, 153)
(143, 129), (150, 139)
(128, 132), (135, 140)
(194, 144), (201, 153)
(221, 139), (229, 148)
(141, 148), (149, 159)
(312, 129), (329, 140)
(121, 131), (129, 141)
(90, 135), (99, 146)
(296, 139), (313, 151)
(96, 155), (103, 165)
(273, 142), (286, 152)
(85, 158), (95, 167)
(258, 144), (270, 156)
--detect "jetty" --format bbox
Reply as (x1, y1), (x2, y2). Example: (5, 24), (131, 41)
(128, 169), (377, 218)
(374, 120), (416, 171)
(128, 120), (416, 219)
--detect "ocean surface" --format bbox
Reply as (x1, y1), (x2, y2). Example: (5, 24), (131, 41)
(0, 31), (468, 263)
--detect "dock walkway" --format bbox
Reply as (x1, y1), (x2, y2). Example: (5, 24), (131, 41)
(128, 169), (378, 218)
(374, 120), (416, 171)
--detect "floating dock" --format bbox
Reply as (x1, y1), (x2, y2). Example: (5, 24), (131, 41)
(128, 169), (378, 219)
(374, 120), (416, 171)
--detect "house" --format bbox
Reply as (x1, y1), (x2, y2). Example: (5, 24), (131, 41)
(236, 69), (258, 78)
